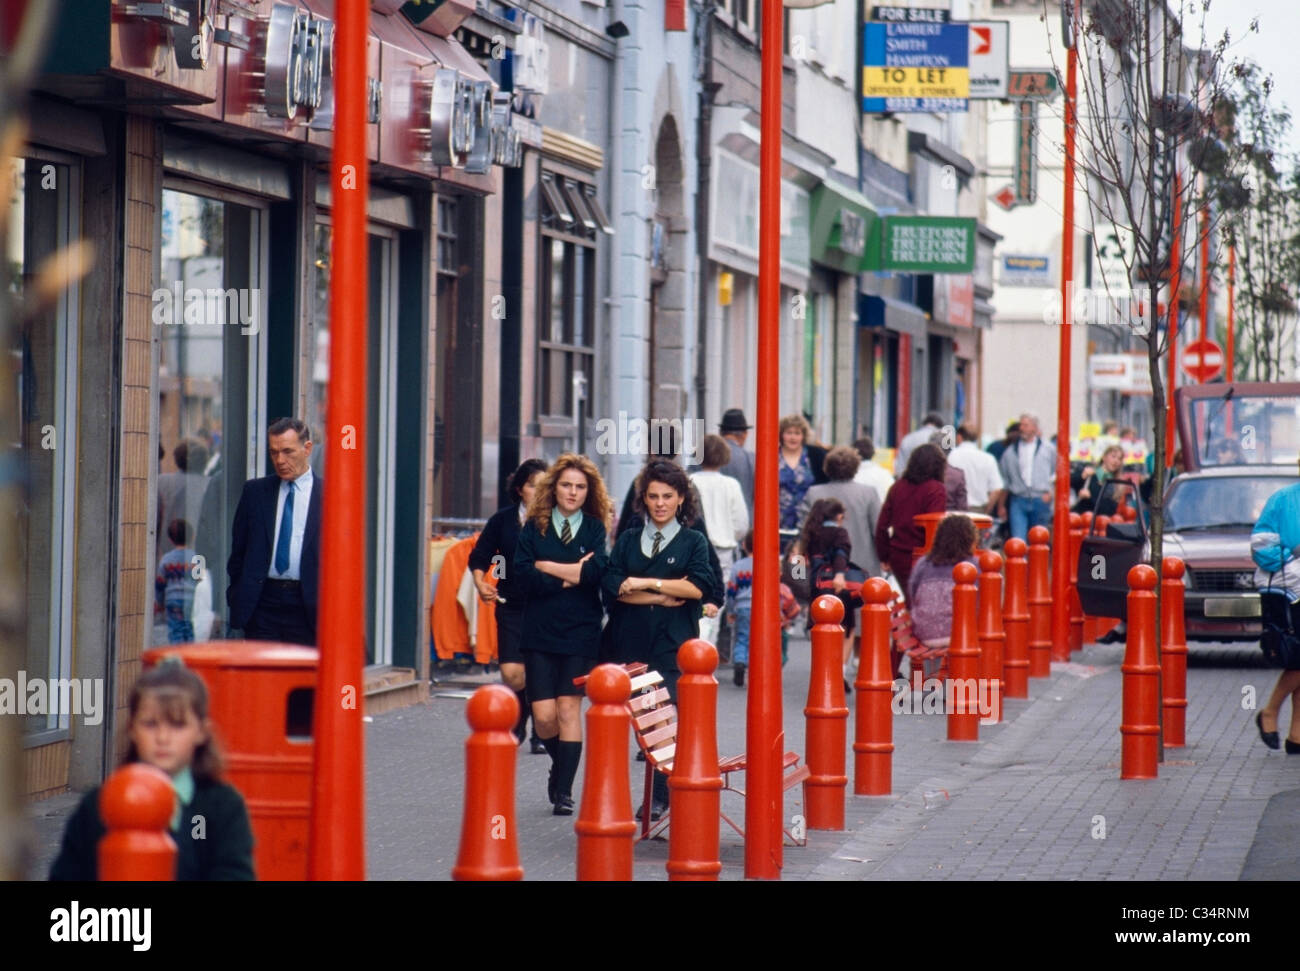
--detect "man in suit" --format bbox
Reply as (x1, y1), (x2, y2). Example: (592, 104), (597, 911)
(717, 408), (756, 514)
(226, 418), (322, 645)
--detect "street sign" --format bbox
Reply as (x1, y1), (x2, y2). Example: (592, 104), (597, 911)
(991, 184), (1016, 210)
(1181, 339), (1224, 382)
(862, 20), (969, 113)
(1000, 254), (1054, 287)
(1014, 101), (1037, 204)
(872, 6), (949, 22)
(968, 21), (1008, 99)
(1007, 69), (1060, 101)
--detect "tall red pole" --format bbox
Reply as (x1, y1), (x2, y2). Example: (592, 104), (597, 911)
(746, 0), (784, 880)
(1166, 169), (1181, 461)
(1198, 200), (1209, 352)
(1051, 1), (1079, 661)
(1226, 243), (1235, 379)
(309, 0), (368, 880)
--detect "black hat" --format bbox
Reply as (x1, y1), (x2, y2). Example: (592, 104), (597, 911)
(719, 409), (752, 432)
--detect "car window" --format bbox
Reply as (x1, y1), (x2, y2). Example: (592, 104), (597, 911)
(1187, 393), (1300, 468)
(1165, 477), (1295, 530)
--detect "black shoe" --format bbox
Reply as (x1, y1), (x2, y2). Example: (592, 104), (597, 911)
(733, 662), (745, 687)
(1286, 738), (1300, 755)
(1256, 712), (1281, 750)
(635, 797), (669, 821)
(530, 737), (547, 755)
(635, 749), (646, 762)
(1098, 626), (1126, 645)
(844, 678), (853, 695)
(552, 794), (574, 816)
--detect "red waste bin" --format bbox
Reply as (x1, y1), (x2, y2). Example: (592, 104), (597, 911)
(143, 641), (317, 881)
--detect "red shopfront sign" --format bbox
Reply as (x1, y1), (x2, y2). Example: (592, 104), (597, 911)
(666, 0), (687, 31)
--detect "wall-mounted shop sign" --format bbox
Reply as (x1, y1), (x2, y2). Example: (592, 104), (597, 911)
(1000, 254), (1054, 288)
(116, 0), (246, 71)
(809, 181), (877, 274)
(416, 70), (522, 170)
(862, 19), (969, 113)
(865, 215), (976, 273)
(260, 2), (333, 121)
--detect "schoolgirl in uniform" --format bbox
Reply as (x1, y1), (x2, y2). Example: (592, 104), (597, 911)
(51, 660), (255, 880)
(469, 457), (548, 752)
(513, 453), (612, 815)
(602, 460), (715, 819)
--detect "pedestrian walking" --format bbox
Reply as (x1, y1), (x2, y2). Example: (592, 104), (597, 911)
(998, 413), (1055, 541)
(717, 408), (756, 513)
(895, 411), (945, 473)
(1250, 478), (1300, 753)
(930, 429), (969, 511)
(602, 460), (714, 820)
(50, 660), (255, 880)
(778, 413), (828, 531)
(875, 443), (948, 592)
(948, 424), (1004, 513)
(226, 418), (322, 645)
(513, 453), (612, 815)
(691, 434), (748, 644)
(468, 458), (549, 753)
(156, 519), (199, 644)
(798, 497), (860, 692)
(852, 435), (895, 505)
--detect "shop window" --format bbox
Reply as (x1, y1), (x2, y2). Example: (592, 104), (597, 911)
(716, 0), (757, 33)
(155, 187), (262, 646)
(7, 154), (79, 738)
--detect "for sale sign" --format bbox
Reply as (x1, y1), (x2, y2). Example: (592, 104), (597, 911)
(863, 20), (969, 113)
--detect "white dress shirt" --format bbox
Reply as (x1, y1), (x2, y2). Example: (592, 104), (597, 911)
(269, 466), (313, 580)
(640, 517), (682, 558)
(948, 441), (1005, 508)
(690, 469), (748, 550)
(853, 461), (895, 506)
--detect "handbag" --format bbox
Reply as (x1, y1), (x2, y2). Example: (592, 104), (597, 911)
(781, 546), (813, 604)
(1260, 547), (1300, 669)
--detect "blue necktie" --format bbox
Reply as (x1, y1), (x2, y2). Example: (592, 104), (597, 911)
(274, 481), (295, 575)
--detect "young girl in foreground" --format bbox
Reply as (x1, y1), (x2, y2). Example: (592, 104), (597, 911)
(51, 660), (255, 880)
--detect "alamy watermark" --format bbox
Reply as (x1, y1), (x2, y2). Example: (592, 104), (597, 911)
(152, 284), (260, 335)
(1040, 284), (1161, 335)
(0, 671), (104, 726)
(892, 675), (999, 725)
(593, 412), (705, 466)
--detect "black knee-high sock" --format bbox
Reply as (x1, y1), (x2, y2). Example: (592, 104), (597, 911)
(652, 767), (670, 805)
(511, 688), (528, 741)
(555, 740), (583, 799)
(540, 733), (559, 763)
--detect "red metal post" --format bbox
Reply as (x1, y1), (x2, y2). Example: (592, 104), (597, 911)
(576, 665), (636, 880)
(1080, 511), (1096, 642)
(854, 578), (895, 795)
(1160, 557), (1188, 748)
(947, 562), (981, 742)
(804, 596), (848, 829)
(98, 764), (177, 881)
(1166, 170), (1182, 461)
(669, 639), (723, 881)
(1051, 0), (1079, 683)
(1121, 565), (1161, 779)
(746, 0), (785, 881)
(1068, 512), (1084, 654)
(1198, 202), (1210, 351)
(1226, 244), (1235, 381)
(309, 0), (368, 881)
(1027, 526), (1052, 676)
(452, 685), (523, 880)
(1001, 538), (1030, 698)
(976, 551), (1005, 724)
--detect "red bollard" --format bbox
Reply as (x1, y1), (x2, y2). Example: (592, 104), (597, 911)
(1161, 557), (1188, 748)
(576, 664), (637, 880)
(1121, 565), (1161, 779)
(804, 596), (848, 829)
(452, 684), (523, 880)
(1002, 538), (1030, 699)
(667, 639), (723, 881)
(976, 551), (1005, 724)
(854, 578), (895, 795)
(1027, 526), (1052, 677)
(98, 763), (177, 881)
(1068, 512), (1085, 655)
(947, 562), (981, 742)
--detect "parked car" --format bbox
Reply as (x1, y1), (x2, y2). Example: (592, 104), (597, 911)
(1076, 382), (1300, 642)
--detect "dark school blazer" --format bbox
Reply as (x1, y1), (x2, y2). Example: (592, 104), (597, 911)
(468, 505), (527, 615)
(513, 514), (609, 657)
(50, 777), (255, 881)
(226, 473), (323, 632)
(602, 525), (715, 668)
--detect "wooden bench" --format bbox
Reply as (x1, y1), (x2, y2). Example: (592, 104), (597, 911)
(890, 595), (950, 684)
(577, 663), (810, 843)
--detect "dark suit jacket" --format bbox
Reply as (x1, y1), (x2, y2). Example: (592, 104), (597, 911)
(226, 473), (323, 631)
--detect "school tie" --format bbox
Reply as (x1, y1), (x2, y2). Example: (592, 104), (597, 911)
(274, 481), (295, 575)
(651, 530), (663, 558)
(560, 517), (572, 544)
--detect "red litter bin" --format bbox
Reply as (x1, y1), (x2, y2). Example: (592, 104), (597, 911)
(143, 641), (317, 881)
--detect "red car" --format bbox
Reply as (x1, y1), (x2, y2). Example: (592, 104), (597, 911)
(1076, 382), (1300, 641)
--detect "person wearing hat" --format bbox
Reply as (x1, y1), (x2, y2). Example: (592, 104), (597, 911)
(717, 408), (756, 515)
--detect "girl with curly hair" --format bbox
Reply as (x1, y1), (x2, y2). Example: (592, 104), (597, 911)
(514, 453), (612, 815)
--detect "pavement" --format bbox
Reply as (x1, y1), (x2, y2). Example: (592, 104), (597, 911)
(25, 629), (1300, 882)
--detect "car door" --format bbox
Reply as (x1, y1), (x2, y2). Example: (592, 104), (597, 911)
(1076, 478), (1147, 619)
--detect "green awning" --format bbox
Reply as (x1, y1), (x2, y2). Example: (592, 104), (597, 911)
(809, 181), (877, 274)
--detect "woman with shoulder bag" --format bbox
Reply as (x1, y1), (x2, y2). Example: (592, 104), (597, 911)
(1249, 479), (1300, 752)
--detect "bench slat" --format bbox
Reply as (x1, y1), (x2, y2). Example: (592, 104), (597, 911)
(627, 687), (671, 713)
(640, 722), (677, 748)
(628, 672), (664, 693)
(648, 742), (676, 766)
(633, 705), (676, 731)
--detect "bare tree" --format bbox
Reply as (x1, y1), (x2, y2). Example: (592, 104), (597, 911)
(1043, 0), (1244, 581)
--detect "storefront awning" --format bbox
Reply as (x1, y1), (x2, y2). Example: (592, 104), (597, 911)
(810, 180), (877, 275)
(858, 294), (929, 340)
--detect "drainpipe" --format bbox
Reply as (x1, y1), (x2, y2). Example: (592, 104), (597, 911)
(693, 4), (718, 421)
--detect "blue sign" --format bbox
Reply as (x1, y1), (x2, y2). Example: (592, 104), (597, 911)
(862, 21), (969, 114)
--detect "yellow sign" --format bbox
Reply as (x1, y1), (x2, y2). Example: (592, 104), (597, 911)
(862, 66), (970, 99)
